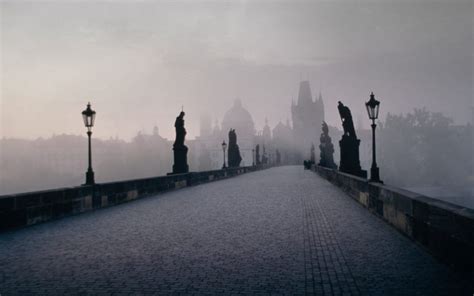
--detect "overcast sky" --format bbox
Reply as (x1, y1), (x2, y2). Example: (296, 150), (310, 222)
(1, 0), (472, 140)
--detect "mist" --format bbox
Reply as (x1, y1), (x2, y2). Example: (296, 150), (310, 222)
(0, 1), (473, 207)
(2, 0), (472, 139)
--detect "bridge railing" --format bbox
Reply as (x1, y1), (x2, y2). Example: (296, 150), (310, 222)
(312, 164), (474, 276)
(0, 165), (270, 232)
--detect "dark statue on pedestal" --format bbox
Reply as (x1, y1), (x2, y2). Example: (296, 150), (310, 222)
(227, 129), (242, 167)
(261, 145), (268, 165)
(310, 143), (316, 164)
(338, 102), (367, 178)
(304, 143), (316, 170)
(319, 122), (337, 169)
(255, 145), (261, 165)
(170, 111), (189, 174)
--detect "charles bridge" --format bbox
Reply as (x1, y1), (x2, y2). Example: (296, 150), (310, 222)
(0, 164), (473, 295)
(1, 100), (473, 295)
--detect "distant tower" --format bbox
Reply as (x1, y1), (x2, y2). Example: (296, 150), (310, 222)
(291, 81), (325, 157)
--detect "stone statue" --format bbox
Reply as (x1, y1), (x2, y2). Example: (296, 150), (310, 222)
(227, 129), (242, 167)
(170, 111), (189, 174)
(261, 145), (268, 165)
(255, 144), (261, 165)
(337, 102), (366, 178)
(175, 111), (186, 145)
(310, 143), (316, 163)
(338, 101), (357, 138)
(318, 121), (337, 169)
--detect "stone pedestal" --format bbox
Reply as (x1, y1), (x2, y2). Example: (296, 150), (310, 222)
(319, 143), (337, 170)
(339, 136), (367, 178)
(171, 145), (189, 174)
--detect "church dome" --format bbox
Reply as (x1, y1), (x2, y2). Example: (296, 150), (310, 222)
(221, 99), (255, 137)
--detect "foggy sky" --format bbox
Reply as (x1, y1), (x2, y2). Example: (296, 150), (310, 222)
(1, 0), (472, 141)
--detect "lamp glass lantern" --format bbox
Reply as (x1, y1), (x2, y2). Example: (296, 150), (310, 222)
(365, 92), (380, 121)
(82, 102), (96, 129)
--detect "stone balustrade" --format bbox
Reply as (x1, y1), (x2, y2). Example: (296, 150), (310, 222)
(312, 165), (474, 276)
(0, 166), (268, 232)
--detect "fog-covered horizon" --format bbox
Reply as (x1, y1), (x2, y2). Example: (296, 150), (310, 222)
(1, 0), (472, 141)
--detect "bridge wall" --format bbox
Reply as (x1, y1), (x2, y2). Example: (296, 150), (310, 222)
(312, 165), (474, 275)
(0, 166), (268, 232)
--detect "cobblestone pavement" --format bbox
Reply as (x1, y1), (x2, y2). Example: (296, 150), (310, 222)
(0, 166), (472, 295)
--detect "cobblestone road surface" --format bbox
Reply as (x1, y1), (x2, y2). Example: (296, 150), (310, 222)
(0, 166), (472, 295)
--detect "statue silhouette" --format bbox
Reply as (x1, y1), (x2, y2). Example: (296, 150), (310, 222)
(228, 129), (242, 167)
(276, 149), (281, 165)
(318, 121), (337, 169)
(310, 143), (316, 163)
(174, 111), (186, 147)
(338, 101), (357, 138)
(255, 144), (261, 166)
(170, 110), (189, 174)
(337, 102), (366, 178)
(261, 145), (268, 165)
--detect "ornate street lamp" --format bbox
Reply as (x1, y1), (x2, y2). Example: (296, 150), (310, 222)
(82, 102), (96, 185)
(365, 92), (382, 183)
(252, 149), (255, 166)
(222, 140), (227, 169)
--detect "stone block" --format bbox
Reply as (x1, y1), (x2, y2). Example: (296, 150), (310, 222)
(84, 195), (93, 211)
(127, 190), (138, 201)
(15, 194), (42, 209)
(101, 195), (108, 207)
(0, 197), (15, 211)
(0, 209), (27, 230)
(27, 205), (52, 225)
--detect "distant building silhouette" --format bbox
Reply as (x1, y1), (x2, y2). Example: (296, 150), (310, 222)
(221, 99), (255, 167)
(272, 120), (294, 164)
(193, 99), (256, 169)
(291, 81), (325, 159)
(0, 131), (173, 195)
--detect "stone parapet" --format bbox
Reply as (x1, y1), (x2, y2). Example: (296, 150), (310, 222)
(312, 165), (474, 276)
(0, 165), (269, 232)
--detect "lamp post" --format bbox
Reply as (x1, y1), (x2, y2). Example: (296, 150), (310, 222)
(252, 149), (255, 166)
(222, 140), (227, 169)
(365, 92), (382, 183)
(82, 102), (96, 185)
